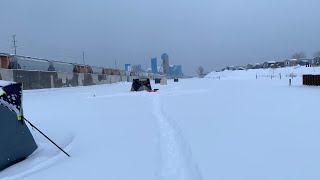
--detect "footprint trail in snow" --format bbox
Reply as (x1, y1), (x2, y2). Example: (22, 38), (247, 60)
(152, 95), (202, 180)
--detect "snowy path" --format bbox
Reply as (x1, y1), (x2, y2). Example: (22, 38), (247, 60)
(152, 94), (202, 180)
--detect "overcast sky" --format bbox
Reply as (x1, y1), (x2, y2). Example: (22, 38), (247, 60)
(0, 0), (319, 75)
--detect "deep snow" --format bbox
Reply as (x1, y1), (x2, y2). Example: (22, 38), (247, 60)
(1, 67), (320, 180)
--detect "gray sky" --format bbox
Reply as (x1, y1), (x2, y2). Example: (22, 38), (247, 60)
(1, 0), (320, 75)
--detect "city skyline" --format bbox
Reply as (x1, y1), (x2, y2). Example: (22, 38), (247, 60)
(1, 0), (320, 75)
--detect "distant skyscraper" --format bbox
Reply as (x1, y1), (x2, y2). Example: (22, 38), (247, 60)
(161, 53), (169, 75)
(125, 64), (131, 71)
(131, 64), (143, 72)
(151, 57), (158, 73)
(169, 65), (183, 77)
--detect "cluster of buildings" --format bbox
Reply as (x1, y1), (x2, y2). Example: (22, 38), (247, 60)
(222, 56), (320, 71)
(124, 53), (184, 77)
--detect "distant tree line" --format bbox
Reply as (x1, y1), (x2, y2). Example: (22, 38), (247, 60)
(291, 51), (306, 60)
(314, 50), (320, 57)
(291, 50), (320, 60)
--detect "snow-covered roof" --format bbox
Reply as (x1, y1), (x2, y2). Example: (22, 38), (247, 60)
(0, 80), (14, 87)
(237, 67), (246, 70)
(0, 52), (10, 56)
(267, 61), (276, 63)
(286, 59), (297, 61)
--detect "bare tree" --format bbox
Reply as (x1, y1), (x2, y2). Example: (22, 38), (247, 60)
(291, 51), (306, 60)
(314, 50), (320, 57)
(197, 66), (205, 78)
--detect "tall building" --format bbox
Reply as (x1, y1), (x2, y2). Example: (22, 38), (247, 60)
(125, 64), (131, 71)
(161, 53), (169, 75)
(131, 64), (143, 72)
(170, 65), (184, 77)
(151, 57), (158, 74)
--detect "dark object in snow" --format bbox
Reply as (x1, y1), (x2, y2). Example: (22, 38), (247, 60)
(303, 75), (320, 86)
(155, 78), (161, 84)
(148, 89), (159, 92)
(131, 79), (152, 92)
(0, 81), (37, 171)
(174, 78), (179, 82)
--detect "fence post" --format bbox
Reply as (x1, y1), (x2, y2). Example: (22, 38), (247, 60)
(289, 79), (291, 86)
(50, 75), (54, 88)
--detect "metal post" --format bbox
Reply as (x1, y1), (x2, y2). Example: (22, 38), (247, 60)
(82, 51), (85, 65)
(12, 35), (17, 55)
(23, 117), (71, 157)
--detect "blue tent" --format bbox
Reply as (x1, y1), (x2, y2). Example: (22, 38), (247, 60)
(0, 81), (37, 171)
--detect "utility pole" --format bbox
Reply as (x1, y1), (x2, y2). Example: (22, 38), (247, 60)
(115, 59), (117, 69)
(12, 35), (17, 55)
(82, 51), (85, 65)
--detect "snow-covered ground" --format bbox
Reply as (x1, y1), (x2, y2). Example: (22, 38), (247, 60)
(1, 67), (320, 180)
(207, 66), (320, 80)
